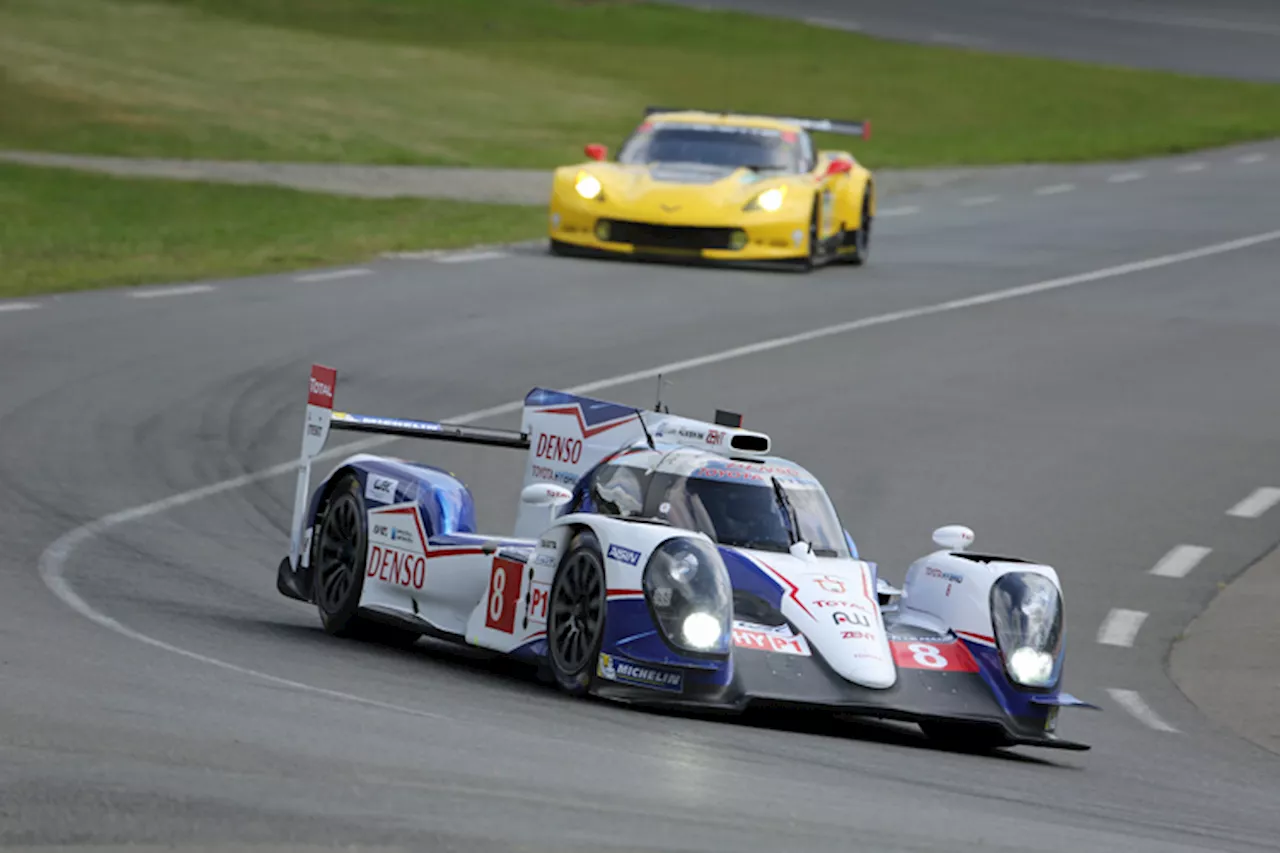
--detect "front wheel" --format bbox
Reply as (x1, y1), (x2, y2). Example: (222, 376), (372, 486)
(844, 191), (872, 266)
(546, 529), (608, 696)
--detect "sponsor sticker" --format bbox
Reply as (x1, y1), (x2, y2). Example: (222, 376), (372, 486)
(525, 580), (551, 627)
(535, 433), (583, 465)
(607, 543), (641, 566)
(732, 621), (811, 656)
(596, 653), (683, 693)
(308, 365), (336, 409)
(365, 474), (398, 504)
(365, 505), (428, 590)
(925, 566), (965, 584)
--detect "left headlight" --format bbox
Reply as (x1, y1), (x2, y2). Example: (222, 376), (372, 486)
(575, 171), (603, 200)
(744, 186), (786, 212)
(989, 572), (1063, 689)
(642, 537), (732, 655)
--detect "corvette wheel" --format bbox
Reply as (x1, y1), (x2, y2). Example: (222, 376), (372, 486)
(847, 192), (872, 266)
(547, 530), (607, 696)
(313, 473), (420, 647)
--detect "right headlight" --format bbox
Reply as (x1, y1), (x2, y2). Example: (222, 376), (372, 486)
(574, 171), (604, 200)
(744, 185), (786, 212)
(642, 537), (732, 656)
(989, 572), (1063, 689)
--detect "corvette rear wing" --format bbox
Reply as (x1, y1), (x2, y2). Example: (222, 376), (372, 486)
(643, 106), (871, 139)
(287, 364), (530, 569)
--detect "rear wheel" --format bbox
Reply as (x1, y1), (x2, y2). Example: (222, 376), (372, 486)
(313, 473), (421, 648)
(546, 530), (608, 696)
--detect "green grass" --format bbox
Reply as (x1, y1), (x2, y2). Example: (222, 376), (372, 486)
(0, 163), (544, 297)
(3, 0), (1280, 169)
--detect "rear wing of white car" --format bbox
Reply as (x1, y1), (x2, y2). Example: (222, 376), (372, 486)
(288, 364), (775, 563)
(287, 364), (532, 569)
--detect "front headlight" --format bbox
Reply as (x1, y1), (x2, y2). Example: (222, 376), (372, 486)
(745, 186), (786, 212)
(575, 171), (603, 200)
(642, 537), (732, 655)
(989, 572), (1063, 689)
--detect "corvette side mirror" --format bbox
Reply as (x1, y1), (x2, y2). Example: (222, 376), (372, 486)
(825, 159), (853, 177)
(932, 525), (975, 552)
(585, 143), (608, 161)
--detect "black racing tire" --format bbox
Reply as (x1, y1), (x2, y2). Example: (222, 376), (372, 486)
(312, 473), (421, 648)
(794, 199), (821, 272)
(846, 190), (872, 266)
(919, 720), (1010, 752)
(546, 529), (608, 696)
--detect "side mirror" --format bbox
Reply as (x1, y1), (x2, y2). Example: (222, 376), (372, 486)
(520, 484), (573, 507)
(932, 525), (975, 552)
(584, 143), (608, 162)
(789, 540), (814, 559)
(825, 159), (853, 177)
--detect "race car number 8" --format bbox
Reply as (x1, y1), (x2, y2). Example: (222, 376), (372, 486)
(908, 643), (947, 669)
(485, 556), (523, 634)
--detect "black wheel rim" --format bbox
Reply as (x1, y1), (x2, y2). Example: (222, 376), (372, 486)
(316, 492), (363, 613)
(549, 551), (605, 674)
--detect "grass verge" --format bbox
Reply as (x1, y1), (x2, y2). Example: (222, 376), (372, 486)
(0, 164), (544, 298)
(3, 0), (1280, 169)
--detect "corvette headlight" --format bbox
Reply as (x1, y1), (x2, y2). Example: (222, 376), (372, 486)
(575, 171), (603, 200)
(745, 186), (786, 212)
(989, 572), (1064, 689)
(642, 537), (731, 655)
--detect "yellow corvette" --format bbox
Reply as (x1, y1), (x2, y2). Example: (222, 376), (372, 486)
(548, 107), (876, 270)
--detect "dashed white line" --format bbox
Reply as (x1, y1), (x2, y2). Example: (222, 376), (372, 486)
(1108, 171), (1145, 183)
(1097, 609), (1148, 647)
(1034, 183), (1075, 195)
(1226, 487), (1280, 519)
(294, 268), (372, 283)
(1107, 689), (1179, 733)
(876, 205), (919, 218)
(1175, 162), (1206, 173)
(436, 250), (509, 264)
(1149, 544), (1211, 578)
(1236, 153), (1267, 165)
(0, 302), (40, 313)
(960, 195), (998, 207)
(126, 284), (215, 299)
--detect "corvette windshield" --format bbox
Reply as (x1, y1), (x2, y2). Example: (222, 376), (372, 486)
(618, 124), (801, 172)
(643, 472), (849, 557)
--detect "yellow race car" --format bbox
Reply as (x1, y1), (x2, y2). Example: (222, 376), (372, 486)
(548, 107), (876, 270)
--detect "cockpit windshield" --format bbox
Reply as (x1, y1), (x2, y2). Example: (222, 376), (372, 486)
(642, 471), (850, 557)
(617, 123), (804, 173)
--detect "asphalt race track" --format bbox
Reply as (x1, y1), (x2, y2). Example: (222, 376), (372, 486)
(680, 0), (1280, 80)
(3, 134), (1280, 850)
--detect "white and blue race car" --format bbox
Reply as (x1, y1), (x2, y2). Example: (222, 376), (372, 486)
(276, 365), (1096, 751)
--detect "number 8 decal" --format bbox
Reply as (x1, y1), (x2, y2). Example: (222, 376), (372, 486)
(489, 565), (506, 622)
(485, 556), (522, 634)
(908, 643), (947, 669)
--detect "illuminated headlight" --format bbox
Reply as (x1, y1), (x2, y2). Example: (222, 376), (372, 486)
(682, 612), (722, 650)
(756, 187), (786, 211)
(990, 572), (1064, 688)
(642, 537), (732, 655)
(575, 172), (603, 200)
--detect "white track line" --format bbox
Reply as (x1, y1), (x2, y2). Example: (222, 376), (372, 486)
(37, 227), (1280, 698)
(0, 302), (40, 313)
(960, 195), (998, 207)
(1108, 171), (1145, 183)
(1149, 544), (1211, 578)
(1097, 609), (1148, 647)
(436, 251), (508, 264)
(1236, 153), (1267, 165)
(803, 16), (862, 31)
(127, 284), (215, 299)
(1175, 162), (1206, 173)
(294, 268), (372, 283)
(1226, 487), (1280, 519)
(877, 206), (919, 218)
(1107, 689), (1179, 733)
(1034, 183), (1075, 196)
